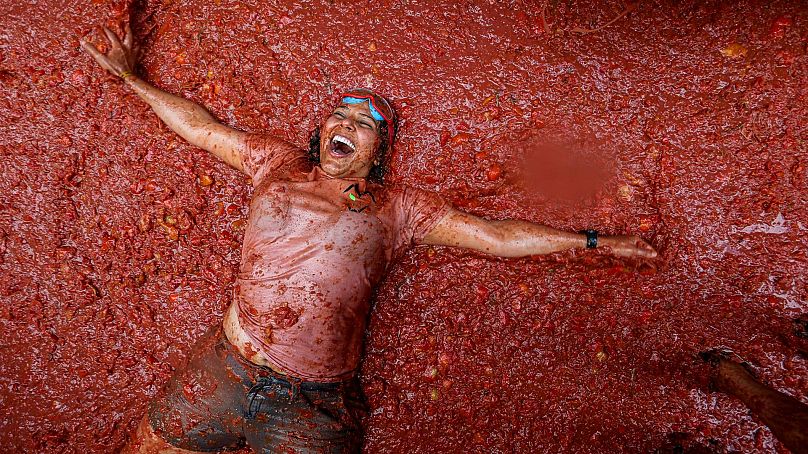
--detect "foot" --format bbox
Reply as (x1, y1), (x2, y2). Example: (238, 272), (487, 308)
(699, 349), (808, 454)
(699, 348), (758, 394)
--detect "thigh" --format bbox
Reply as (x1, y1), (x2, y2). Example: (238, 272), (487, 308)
(148, 327), (247, 452)
(244, 380), (367, 454)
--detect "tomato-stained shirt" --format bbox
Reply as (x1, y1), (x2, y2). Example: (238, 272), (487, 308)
(235, 134), (450, 381)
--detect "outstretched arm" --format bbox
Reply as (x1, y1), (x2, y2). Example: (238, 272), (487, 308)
(80, 25), (251, 172)
(422, 208), (657, 259)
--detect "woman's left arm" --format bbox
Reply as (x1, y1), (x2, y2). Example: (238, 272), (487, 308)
(421, 208), (658, 259)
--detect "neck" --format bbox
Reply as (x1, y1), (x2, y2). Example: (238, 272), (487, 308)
(310, 166), (369, 190)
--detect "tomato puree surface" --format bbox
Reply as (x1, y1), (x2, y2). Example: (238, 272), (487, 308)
(0, 0), (806, 452)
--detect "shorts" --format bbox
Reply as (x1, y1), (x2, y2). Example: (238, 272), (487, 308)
(148, 326), (368, 453)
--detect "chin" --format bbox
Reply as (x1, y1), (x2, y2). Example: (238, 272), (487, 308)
(319, 159), (346, 176)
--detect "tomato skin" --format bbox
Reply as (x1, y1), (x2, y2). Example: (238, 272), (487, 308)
(450, 132), (472, 147)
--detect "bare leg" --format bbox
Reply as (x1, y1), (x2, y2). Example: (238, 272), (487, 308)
(120, 415), (204, 454)
(702, 352), (808, 454)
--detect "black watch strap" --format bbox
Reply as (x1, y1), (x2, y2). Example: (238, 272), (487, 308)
(579, 229), (598, 249)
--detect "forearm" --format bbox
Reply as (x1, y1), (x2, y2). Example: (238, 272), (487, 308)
(424, 201), (657, 260)
(490, 219), (587, 257)
(125, 76), (215, 140)
(123, 76), (245, 170)
(424, 210), (589, 258)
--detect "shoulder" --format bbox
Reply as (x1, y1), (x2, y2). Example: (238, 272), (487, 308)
(242, 133), (309, 185)
(376, 183), (452, 245)
(243, 133), (307, 164)
(255, 158), (313, 188)
(380, 183), (451, 223)
(387, 184), (446, 206)
(372, 183), (416, 207)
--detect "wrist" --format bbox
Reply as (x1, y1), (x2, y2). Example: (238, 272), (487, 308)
(122, 75), (148, 96)
(578, 229), (599, 249)
(120, 70), (137, 82)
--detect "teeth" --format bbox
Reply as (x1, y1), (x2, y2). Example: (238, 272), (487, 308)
(332, 135), (356, 151)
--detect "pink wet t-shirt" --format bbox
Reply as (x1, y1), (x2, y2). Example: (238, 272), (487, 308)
(235, 134), (450, 382)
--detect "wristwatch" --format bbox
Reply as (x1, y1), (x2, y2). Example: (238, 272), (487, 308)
(579, 229), (598, 249)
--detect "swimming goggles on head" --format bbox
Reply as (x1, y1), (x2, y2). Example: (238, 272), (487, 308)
(340, 88), (395, 144)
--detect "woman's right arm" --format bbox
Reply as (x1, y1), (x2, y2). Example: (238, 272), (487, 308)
(81, 24), (250, 172)
(123, 77), (248, 172)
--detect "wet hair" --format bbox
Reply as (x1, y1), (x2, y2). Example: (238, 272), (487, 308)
(308, 119), (395, 185)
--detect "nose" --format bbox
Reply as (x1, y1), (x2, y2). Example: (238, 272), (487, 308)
(339, 116), (355, 130)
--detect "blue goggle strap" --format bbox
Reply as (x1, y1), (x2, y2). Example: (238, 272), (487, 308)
(342, 96), (385, 122)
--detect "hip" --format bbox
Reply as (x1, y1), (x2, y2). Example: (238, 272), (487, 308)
(149, 323), (368, 452)
(223, 300), (287, 373)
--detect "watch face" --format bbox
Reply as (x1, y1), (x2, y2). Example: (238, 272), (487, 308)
(585, 230), (598, 249)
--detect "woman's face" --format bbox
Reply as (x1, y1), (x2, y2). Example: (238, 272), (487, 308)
(318, 102), (381, 179)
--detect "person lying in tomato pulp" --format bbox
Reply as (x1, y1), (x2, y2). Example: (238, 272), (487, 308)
(82, 23), (657, 454)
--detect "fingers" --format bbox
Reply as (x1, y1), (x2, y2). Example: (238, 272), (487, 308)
(79, 39), (96, 55)
(640, 248), (657, 258)
(103, 26), (124, 50)
(634, 239), (658, 258)
(80, 39), (106, 61)
(80, 39), (117, 74)
(123, 23), (133, 50)
(129, 44), (141, 67)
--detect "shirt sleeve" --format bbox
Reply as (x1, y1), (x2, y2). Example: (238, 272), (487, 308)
(392, 185), (452, 248)
(241, 133), (307, 186)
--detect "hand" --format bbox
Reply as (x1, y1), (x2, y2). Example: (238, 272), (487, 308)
(80, 24), (139, 79)
(601, 235), (658, 259)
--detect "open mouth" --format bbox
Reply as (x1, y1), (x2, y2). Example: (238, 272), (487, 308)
(329, 134), (357, 157)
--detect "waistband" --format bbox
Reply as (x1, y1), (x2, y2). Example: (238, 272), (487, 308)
(220, 329), (347, 392)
